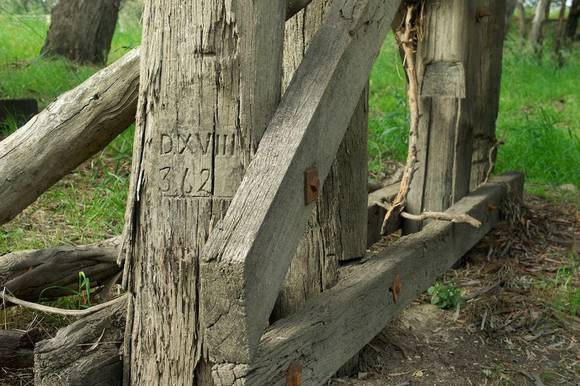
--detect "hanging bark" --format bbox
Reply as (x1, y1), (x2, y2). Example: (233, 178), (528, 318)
(120, 0), (285, 384)
(0, 49), (139, 226)
(470, 0), (507, 189)
(565, 0), (580, 40)
(41, 0), (121, 65)
(529, 0), (551, 52)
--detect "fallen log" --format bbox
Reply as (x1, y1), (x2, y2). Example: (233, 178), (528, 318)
(0, 49), (139, 226)
(34, 301), (125, 386)
(0, 328), (44, 369)
(1, 237), (120, 302)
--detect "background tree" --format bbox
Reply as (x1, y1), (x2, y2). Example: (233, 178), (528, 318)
(566, 0), (580, 40)
(41, 0), (121, 65)
(529, 0), (551, 52)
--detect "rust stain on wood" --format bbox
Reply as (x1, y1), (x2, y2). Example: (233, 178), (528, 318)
(304, 167), (320, 205)
(286, 361), (302, 386)
(390, 273), (402, 304)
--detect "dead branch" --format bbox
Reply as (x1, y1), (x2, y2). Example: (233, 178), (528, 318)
(400, 211), (482, 228)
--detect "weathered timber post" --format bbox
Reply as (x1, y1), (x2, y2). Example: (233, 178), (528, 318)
(273, 0), (368, 319)
(272, 0), (369, 374)
(470, 0), (507, 189)
(404, 0), (479, 233)
(120, 0), (285, 384)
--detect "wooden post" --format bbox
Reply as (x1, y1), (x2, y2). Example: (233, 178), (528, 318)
(405, 1), (479, 233)
(273, 0), (368, 318)
(120, 0), (285, 384)
(470, 0), (507, 189)
(273, 0), (368, 374)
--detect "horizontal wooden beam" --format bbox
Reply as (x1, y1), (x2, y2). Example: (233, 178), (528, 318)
(201, 0), (401, 364)
(236, 173), (522, 385)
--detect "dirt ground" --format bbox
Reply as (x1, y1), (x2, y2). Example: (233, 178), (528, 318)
(1, 193), (578, 386)
(332, 193), (579, 386)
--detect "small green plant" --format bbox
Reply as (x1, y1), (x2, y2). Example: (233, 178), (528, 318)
(428, 281), (464, 310)
(39, 271), (92, 309)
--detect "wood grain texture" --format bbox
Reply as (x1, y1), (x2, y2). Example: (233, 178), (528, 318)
(366, 182), (400, 246)
(201, 0), (400, 365)
(0, 329), (43, 369)
(470, 0), (507, 189)
(0, 237), (120, 303)
(0, 49), (139, 226)
(34, 302), (125, 386)
(273, 0), (368, 325)
(121, 0), (285, 384)
(239, 173), (523, 385)
(405, 1), (478, 233)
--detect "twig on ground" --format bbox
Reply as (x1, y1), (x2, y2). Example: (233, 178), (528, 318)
(400, 211), (482, 228)
(1, 288), (126, 317)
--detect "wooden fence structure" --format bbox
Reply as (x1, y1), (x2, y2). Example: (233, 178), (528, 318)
(0, 0), (523, 385)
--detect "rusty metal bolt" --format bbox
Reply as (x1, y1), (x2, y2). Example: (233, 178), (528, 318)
(304, 167), (319, 205)
(390, 273), (402, 304)
(286, 362), (302, 386)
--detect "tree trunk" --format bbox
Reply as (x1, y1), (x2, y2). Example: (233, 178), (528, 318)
(566, 0), (580, 40)
(405, 1), (479, 233)
(516, 0), (526, 40)
(505, 0), (517, 27)
(120, 0), (285, 384)
(272, 0), (368, 374)
(470, 0), (507, 189)
(553, 0), (568, 67)
(0, 49), (139, 226)
(529, 0), (551, 51)
(41, 0), (121, 65)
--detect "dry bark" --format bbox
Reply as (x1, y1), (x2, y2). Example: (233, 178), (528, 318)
(41, 0), (121, 64)
(0, 329), (44, 369)
(529, 0), (551, 51)
(0, 49), (139, 226)
(34, 301), (125, 386)
(566, 0), (580, 40)
(0, 237), (120, 303)
(120, 0), (285, 384)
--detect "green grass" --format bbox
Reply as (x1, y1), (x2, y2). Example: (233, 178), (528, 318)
(0, 12), (578, 254)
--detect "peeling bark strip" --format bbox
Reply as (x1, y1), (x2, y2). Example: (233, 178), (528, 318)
(201, 0), (401, 365)
(405, 0), (479, 233)
(0, 49), (139, 226)
(0, 237), (120, 303)
(241, 173), (524, 385)
(122, 0), (285, 384)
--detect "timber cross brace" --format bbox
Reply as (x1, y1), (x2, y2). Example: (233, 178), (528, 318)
(0, 0), (518, 385)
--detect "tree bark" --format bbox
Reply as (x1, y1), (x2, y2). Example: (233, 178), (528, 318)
(0, 237), (120, 303)
(529, 0), (551, 51)
(516, 0), (527, 39)
(470, 0), (507, 189)
(41, 0), (121, 65)
(0, 49), (139, 226)
(120, 0), (285, 384)
(34, 302), (125, 386)
(566, 0), (580, 40)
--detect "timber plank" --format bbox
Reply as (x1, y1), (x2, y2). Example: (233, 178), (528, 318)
(201, 0), (401, 364)
(242, 173), (523, 385)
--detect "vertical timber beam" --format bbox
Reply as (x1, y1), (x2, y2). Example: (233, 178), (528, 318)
(121, 0), (285, 384)
(273, 0), (368, 374)
(405, 0), (479, 233)
(470, 0), (507, 189)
